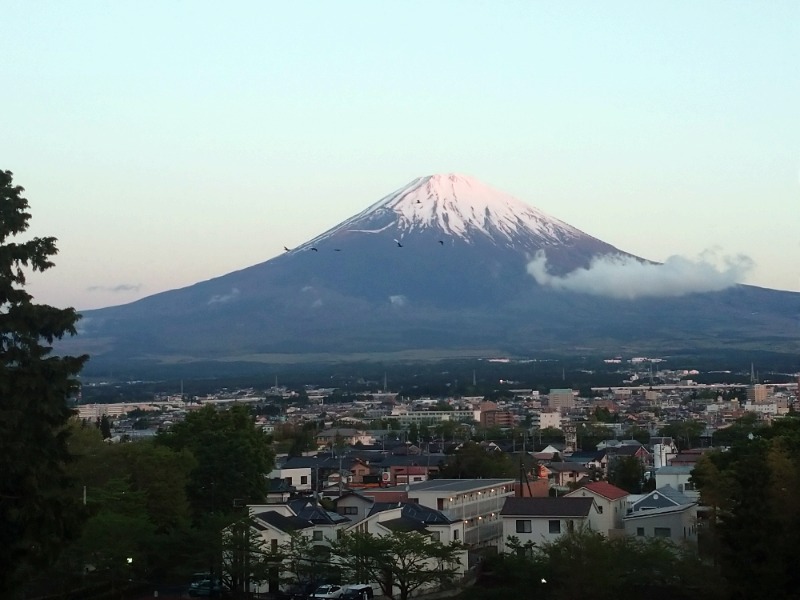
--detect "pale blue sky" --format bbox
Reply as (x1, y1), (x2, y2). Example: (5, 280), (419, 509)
(2, 1), (798, 310)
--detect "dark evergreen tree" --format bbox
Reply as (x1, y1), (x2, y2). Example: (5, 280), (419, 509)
(156, 404), (274, 519)
(0, 170), (88, 594)
(100, 414), (112, 439)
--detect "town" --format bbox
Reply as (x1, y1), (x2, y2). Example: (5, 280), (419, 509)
(60, 358), (799, 600)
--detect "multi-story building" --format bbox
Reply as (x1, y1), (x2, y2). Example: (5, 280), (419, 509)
(479, 402), (514, 428)
(531, 410), (562, 431)
(747, 384), (768, 403)
(743, 400), (778, 418)
(387, 409), (480, 426)
(315, 428), (375, 448)
(548, 389), (575, 412)
(363, 479), (515, 548)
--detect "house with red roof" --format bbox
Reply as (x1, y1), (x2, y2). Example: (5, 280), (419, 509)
(565, 481), (629, 536)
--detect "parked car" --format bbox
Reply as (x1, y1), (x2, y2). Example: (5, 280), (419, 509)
(279, 582), (318, 600)
(342, 585), (374, 600)
(310, 584), (345, 599)
(188, 578), (223, 597)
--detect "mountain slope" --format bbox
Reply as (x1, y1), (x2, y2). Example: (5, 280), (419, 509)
(66, 174), (800, 369)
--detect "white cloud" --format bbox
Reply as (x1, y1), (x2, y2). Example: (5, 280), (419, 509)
(208, 288), (241, 305)
(389, 295), (408, 307)
(312, 299), (323, 308)
(87, 283), (141, 293)
(526, 250), (754, 299)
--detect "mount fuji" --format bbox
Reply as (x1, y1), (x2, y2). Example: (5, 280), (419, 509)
(68, 174), (800, 371)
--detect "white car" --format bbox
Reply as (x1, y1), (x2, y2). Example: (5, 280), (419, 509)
(312, 584), (345, 599)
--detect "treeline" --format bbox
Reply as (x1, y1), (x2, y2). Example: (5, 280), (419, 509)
(19, 405), (274, 599)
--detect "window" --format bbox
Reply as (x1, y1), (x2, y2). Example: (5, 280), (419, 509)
(567, 520), (575, 533)
(313, 530), (323, 541)
(343, 506), (358, 515)
(516, 520), (532, 533)
(430, 531), (440, 541)
(285, 477), (293, 486)
(636, 527), (645, 537)
(301, 475), (308, 485)
(597, 505), (603, 514)
(654, 527), (671, 538)
(453, 530), (459, 540)
(548, 520), (561, 534)
(271, 539), (278, 552)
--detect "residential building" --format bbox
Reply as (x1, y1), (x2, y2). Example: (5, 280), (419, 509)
(499, 497), (601, 548)
(315, 429), (375, 448)
(547, 462), (589, 489)
(654, 465), (699, 500)
(628, 485), (694, 513)
(479, 401), (515, 428)
(531, 410), (562, 431)
(548, 389), (575, 412)
(386, 409), (480, 426)
(564, 450), (609, 475)
(363, 479), (514, 548)
(268, 467), (312, 492)
(565, 481), (628, 536)
(747, 384), (768, 403)
(623, 503), (698, 545)
(248, 497), (351, 551)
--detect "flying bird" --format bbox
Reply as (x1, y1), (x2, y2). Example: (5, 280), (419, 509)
(310, 247), (318, 252)
(334, 249), (341, 252)
(438, 240), (444, 245)
(394, 239), (403, 248)
(283, 246), (290, 252)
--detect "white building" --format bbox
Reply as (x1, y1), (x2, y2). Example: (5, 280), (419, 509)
(268, 467), (312, 492)
(623, 503), (698, 545)
(499, 497), (601, 548)
(654, 466), (699, 500)
(380, 479), (515, 548)
(387, 409), (480, 426)
(564, 481), (628, 536)
(531, 410), (562, 430)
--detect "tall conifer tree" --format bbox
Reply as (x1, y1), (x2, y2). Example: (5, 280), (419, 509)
(0, 170), (87, 594)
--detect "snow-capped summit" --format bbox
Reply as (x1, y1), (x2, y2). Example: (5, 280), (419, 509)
(302, 173), (593, 251)
(68, 173), (799, 371)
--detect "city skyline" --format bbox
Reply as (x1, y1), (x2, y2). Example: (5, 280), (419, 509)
(2, 1), (798, 310)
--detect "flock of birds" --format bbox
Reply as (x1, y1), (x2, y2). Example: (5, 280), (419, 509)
(283, 198), (450, 253)
(283, 239), (446, 253)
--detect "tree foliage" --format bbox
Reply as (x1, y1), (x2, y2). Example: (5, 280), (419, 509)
(607, 455), (646, 494)
(439, 441), (516, 478)
(471, 530), (724, 600)
(658, 420), (705, 450)
(691, 416), (800, 599)
(0, 170), (88, 594)
(265, 531), (338, 591)
(156, 404), (275, 519)
(331, 530), (464, 600)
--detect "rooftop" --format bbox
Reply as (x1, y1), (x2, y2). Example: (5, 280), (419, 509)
(501, 497), (595, 518)
(623, 503), (697, 520)
(571, 481), (629, 501)
(382, 478), (515, 494)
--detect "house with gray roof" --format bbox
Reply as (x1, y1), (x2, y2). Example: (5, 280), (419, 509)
(500, 497), (602, 548)
(628, 485), (693, 513)
(654, 465), (699, 500)
(623, 502), (698, 546)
